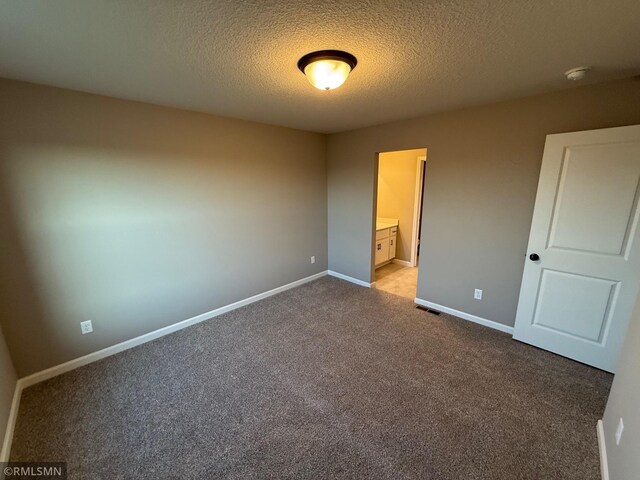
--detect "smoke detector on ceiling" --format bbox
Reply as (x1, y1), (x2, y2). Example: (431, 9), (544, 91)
(565, 67), (590, 81)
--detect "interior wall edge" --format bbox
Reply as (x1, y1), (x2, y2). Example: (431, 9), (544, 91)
(0, 384), (21, 462)
(0, 325), (17, 462)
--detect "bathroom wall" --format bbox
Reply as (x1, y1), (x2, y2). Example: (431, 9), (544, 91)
(377, 148), (426, 263)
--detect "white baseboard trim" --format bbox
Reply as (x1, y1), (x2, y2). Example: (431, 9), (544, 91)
(597, 420), (610, 480)
(414, 299), (514, 334)
(0, 270), (329, 458)
(0, 383), (22, 462)
(327, 270), (374, 288)
(19, 270), (328, 389)
(391, 259), (413, 267)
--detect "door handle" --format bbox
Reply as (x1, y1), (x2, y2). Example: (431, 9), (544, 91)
(529, 253), (540, 261)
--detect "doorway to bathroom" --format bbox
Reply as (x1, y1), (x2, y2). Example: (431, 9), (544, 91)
(373, 148), (427, 299)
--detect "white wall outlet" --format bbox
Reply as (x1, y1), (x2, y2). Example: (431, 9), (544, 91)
(615, 417), (624, 445)
(80, 320), (93, 335)
(474, 289), (483, 300)
(311, 256), (316, 264)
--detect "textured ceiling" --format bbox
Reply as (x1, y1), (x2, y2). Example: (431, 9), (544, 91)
(1, 0), (639, 133)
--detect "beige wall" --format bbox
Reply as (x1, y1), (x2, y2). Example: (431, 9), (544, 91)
(328, 78), (640, 327)
(0, 78), (327, 376)
(377, 148), (425, 262)
(0, 325), (16, 456)
(602, 297), (640, 480)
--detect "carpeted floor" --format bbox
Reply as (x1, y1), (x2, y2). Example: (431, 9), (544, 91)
(10, 277), (611, 479)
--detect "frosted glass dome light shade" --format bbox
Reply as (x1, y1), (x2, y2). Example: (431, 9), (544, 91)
(297, 50), (357, 91)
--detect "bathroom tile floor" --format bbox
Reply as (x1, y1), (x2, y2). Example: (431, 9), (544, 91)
(375, 263), (418, 299)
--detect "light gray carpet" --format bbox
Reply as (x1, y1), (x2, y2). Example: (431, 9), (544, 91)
(11, 277), (611, 479)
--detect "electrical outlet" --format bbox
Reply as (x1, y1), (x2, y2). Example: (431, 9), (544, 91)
(474, 289), (483, 300)
(80, 320), (93, 335)
(311, 256), (316, 264)
(616, 418), (624, 445)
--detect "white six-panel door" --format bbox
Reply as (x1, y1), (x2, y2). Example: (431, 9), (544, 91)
(513, 125), (640, 372)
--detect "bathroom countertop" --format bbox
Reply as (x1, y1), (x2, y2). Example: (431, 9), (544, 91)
(376, 219), (398, 231)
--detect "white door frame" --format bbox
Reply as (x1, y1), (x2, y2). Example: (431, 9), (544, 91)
(410, 155), (427, 267)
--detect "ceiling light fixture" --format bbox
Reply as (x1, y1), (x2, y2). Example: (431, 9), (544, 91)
(297, 50), (357, 91)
